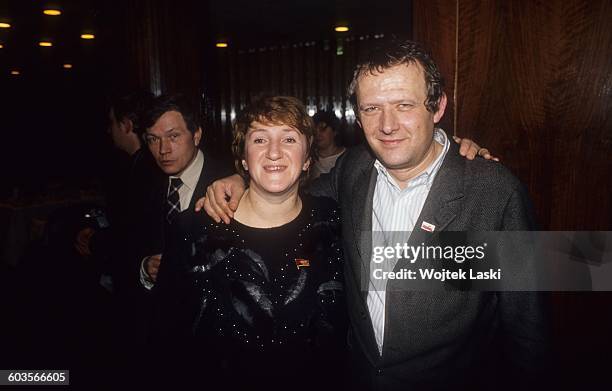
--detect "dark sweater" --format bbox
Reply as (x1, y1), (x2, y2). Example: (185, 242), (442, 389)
(151, 194), (348, 389)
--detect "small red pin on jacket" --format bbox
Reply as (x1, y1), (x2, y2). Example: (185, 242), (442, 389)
(295, 258), (310, 269)
(420, 221), (436, 232)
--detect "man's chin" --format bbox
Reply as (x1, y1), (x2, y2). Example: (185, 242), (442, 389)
(158, 165), (180, 176)
(374, 154), (414, 171)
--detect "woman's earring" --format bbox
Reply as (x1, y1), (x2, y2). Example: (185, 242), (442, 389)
(242, 160), (248, 171)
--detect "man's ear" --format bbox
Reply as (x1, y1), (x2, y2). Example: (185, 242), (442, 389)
(433, 93), (448, 124)
(120, 119), (134, 134)
(194, 127), (202, 146)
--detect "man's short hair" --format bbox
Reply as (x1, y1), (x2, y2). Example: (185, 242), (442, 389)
(143, 94), (201, 134)
(109, 91), (154, 135)
(348, 38), (445, 114)
(232, 95), (317, 181)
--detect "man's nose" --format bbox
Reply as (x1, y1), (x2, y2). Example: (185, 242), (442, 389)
(159, 137), (172, 155)
(380, 109), (399, 135)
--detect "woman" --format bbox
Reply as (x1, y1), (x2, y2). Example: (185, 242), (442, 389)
(153, 96), (347, 389)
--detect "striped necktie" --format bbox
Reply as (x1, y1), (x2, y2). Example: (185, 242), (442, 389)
(166, 177), (183, 223)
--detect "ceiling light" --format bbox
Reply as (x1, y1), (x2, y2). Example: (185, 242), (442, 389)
(334, 26), (349, 32)
(63, 63), (73, 69)
(0, 44), (3, 49)
(10, 70), (20, 75)
(39, 41), (53, 47)
(216, 42), (228, 48)
(43, 9), (61, 16)
(0, 22), (11, 28)
(80, 33), (95, 40)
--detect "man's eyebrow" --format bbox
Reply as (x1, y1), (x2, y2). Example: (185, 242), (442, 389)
(389, 98), (417, 104)
(147, 127), (177, 137)
(360, 98), (417, 107)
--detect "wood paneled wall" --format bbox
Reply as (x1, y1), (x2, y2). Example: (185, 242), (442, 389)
(414, 0), (612, 231)
(111, 0), (207, 102)
(413, 1), (612, 386)
(208, 36), (388, 153)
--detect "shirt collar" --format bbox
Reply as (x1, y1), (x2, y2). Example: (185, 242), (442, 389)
(169, 149), (204, 191)
(374, 128), (450, 190)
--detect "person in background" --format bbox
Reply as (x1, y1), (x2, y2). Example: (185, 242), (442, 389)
(106, 90), (160, 295)
(310, 110), (346, 179)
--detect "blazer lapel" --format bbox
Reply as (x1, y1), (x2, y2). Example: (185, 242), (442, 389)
(346, 163), (384, 365)
(351, 165), (377, 292)
(407, 142), (465, 248)
(383, 143), (466, 362)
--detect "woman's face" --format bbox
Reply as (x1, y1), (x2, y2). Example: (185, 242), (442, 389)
(314, 121), (336, 150)
(243, 121), (310, 196)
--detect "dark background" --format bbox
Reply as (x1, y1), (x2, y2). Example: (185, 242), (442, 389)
(1, 0), (611, 387)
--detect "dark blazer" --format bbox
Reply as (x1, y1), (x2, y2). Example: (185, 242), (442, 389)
(141, 153), (229, 252)
(107, 147), (164, 295)
(309, 141), (550, 390)
(120, 152), (231, 296)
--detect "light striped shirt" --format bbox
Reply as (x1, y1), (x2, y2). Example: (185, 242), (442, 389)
(367, 128), (450, 355)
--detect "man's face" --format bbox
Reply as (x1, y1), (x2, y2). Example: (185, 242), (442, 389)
(356, 63), (446, 177)
(108, 109), (131, 152)
(144, 110), (201, 175)
(314, 122), (336, 151)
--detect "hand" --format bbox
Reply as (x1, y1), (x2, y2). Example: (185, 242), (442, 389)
(452, 136), (500, 162)
(195, 174), (246, 224)
(74, 227), (95, 257)
(144, 254), (162, 282)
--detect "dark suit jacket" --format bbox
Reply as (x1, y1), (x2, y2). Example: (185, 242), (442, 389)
(309, 141), (550, 390)
(148, 153), (230, 254)
(117, 152), (231, 298)
(106, 147), (165, 295)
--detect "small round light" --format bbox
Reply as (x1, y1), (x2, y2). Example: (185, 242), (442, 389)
(216, 42), (228, 48)
(0, 22), (11, 28)
(10, 70), (20, 75)
(43, 9), (62, 16)
(39, 41), (53, 47)
(334, 26), (349, 32)
(80, 33), (95, 40)
(63, 63), (73, 69)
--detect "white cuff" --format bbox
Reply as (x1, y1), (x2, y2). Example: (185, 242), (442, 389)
(140, 257), (155, 290)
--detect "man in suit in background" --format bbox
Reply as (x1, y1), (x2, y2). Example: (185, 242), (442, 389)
(106, 91), (160, 294)
(203, 38), (549, 390)
(138, 94), (228, 290)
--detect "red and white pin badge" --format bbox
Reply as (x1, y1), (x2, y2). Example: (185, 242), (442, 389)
(295, 258), (310, 269)
(420, 221), (436, 232)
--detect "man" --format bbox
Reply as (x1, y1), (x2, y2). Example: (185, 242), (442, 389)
(106, 91), (161, 294)
(203, 39), (548, 390)
(138, 94), (229, 289)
